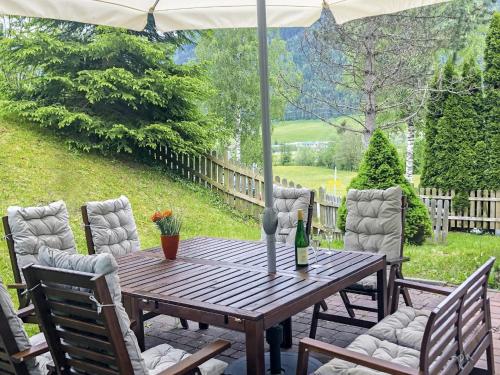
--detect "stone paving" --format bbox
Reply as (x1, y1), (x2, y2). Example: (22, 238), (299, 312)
(143, 288), (500, 373)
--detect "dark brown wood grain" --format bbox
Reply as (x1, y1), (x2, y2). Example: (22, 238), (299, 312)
(23, 263), (230, 375)
(117, 237), (386, 375)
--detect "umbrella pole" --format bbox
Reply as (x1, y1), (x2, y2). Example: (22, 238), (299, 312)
(256, 0), (277, 274)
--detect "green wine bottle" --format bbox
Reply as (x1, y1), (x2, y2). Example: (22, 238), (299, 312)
(295, 209), (309, 267)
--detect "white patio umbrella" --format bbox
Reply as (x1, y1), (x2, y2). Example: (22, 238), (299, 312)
(1, 0), (448, 273)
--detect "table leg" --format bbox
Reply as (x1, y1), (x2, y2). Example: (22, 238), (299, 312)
(280, 317), (292, 349)
(245, 320), (265, 375)
(123, 296), (145, 351)
(377, 265), (387, 321)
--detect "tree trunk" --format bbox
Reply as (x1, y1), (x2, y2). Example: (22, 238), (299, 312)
(363, 24), (377, 148)
(234, 110), (242, 162)
(405, 118), (415, 184)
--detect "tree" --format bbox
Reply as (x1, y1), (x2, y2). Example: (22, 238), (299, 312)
(483, 12), (500, 189)
(420, 60), (459, 188)
(280, 2), (488, 145)
(337, 130), (431, 245)
(422, 13), (500, 194)
(432, 60), (483, 194)
(196, 29), (300, 166)
(0, 21), (218, 155)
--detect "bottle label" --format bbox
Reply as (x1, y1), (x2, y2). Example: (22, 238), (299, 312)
(297, 247), (308, 265)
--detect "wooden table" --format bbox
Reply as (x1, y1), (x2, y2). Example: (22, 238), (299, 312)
(117, 237), (387, 375)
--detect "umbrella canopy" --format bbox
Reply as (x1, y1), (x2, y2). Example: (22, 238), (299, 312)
(1, 0), (448, 273)
(1, 0), (448, 31)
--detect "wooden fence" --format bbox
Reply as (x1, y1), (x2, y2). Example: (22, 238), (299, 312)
(145, 146), (500, 235)
(418, 188), (500, 233)
(146, 146), (341, 234)
(423, 198), (449, 243)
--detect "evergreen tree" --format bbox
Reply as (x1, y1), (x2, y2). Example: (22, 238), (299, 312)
(0, 22), (219, 155)
(434, 60), (483, 194)
(420, 59), (457, 187)
(337, 130), (431, 245)
(483, 12), (500, 189)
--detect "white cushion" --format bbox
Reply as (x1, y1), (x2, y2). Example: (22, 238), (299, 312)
(86, 195), (140, 257)
(272, 186), (312, 245)
(38, 248), (227, 375)
(143, 343), (227, 375)
(344, 187), (402, 261)
(367, 306), (430, 351)
(315, 334), (419, 375)
(0, 277), (51, 374)
(7, 201), (76, 276)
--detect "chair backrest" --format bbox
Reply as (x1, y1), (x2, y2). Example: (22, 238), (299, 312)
(3, 201), (76, 304)
(0, 277), (45, 375)
(25, 247), (150, 375)
(82, 195), (140, 257)
(344, 186), (405, 260)
(419, 257), (495, 374)
(272, 186), (314, 245)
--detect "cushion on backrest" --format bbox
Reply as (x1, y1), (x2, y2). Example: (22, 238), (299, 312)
(38, 247), (149, 375)
(273, 186), (311, 245)
(7, 201), (77, 273)
(344, 186), (402, 260)
(86, 196), (140, 257)
(0, 277), (46, 375)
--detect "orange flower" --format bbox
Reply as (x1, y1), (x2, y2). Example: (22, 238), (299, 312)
(151, 211), (163, 222)
(162, 209), (172, 218)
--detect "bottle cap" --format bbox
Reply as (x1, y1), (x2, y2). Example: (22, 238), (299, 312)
(297, 209), (304, 220)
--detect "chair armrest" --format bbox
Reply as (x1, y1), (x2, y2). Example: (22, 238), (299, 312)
(387, 257), (410, 265)
(156, 340), (230, 375)
(395, 279), (453, 296)
(10, 342), (49, 363)
(299, 337), (418, 375)
(17, 305), (35, 319)
(8, 283), (27, 290)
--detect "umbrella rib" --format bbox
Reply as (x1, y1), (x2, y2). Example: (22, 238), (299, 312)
(155, 4), (320, 12)
(89, 0), (151, 13)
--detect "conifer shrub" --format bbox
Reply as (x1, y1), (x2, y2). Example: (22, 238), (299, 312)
(338, 130), (431, 245)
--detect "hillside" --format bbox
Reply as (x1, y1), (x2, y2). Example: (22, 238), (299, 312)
(0, 119), (260, 289)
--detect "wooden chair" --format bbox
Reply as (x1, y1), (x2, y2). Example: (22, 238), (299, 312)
(0, 278), (51, 375)
(81, 203), (192, 330)
(298, 258), (496, 375)
(310, 188), (412, 334)
(3, 216), (41, 324)
(23, 262), (230, 375)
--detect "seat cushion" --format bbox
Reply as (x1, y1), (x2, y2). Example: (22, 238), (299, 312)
(86, 195), (140, 257)
(367, 306), (430, 351)
(7, 201), (76, 272)
(38, 247), (149, 375)
(0, 277), (50, 375)
(315, 334), (420, 375)
(143, 343), (227, 375)
(272, 186), (312, 245)
(344, 187), (402, 260)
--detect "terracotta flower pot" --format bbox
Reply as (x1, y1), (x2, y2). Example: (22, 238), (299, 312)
(161, 234), (180, 260)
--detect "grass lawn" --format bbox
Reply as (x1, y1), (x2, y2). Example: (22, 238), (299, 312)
(273, 165), (356, 195)
(329, 233), (499, 287)
(274, 165), (421, 195)
(0, 118), (260, 333)
(272, 117), (360, 144)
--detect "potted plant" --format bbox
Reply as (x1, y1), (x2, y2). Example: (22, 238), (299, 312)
(151, 209), (182, 260)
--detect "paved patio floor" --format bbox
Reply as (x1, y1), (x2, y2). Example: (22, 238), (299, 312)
(143, 288), (500, 373)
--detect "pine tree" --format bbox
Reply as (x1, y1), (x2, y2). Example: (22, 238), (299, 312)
(483, 12), (500, 189)
(0, 22), (218, 155)
(338, 130), (431, 245)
